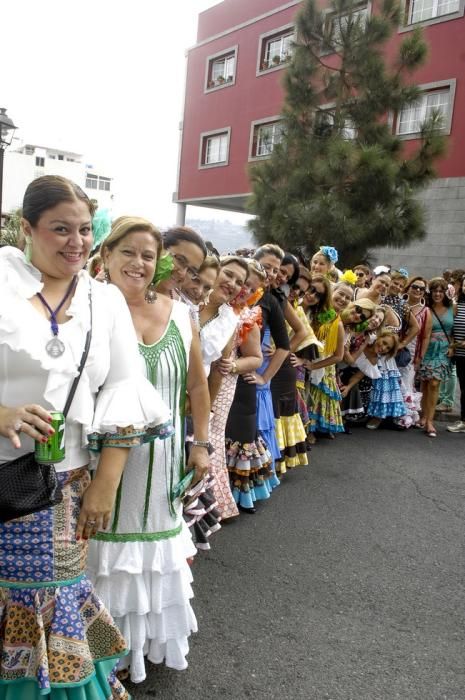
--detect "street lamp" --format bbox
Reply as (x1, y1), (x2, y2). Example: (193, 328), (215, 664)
(0, 108), (18, 228)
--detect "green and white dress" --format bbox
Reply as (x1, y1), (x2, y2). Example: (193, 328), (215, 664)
(88, 301), (197, 684)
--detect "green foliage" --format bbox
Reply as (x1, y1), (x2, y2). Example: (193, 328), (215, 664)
(247, 0), (445, 265)
(0, 209), (22, 248)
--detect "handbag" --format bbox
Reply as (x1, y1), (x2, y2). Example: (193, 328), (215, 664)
(395, 346), (411, 368)
(0, 284), (93, 524)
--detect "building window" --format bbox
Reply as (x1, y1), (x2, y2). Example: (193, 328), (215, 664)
(250, 119), (285, 159)
(58, 154), (64, 161)
(86, 174), (98, 189)
(35, 156), (45, 167)
(396, 87), (452, 136)
(199, 129), (231, 168)
(99, 176), (111, 191)
(406, 0), (460, 23)
(49, 154), (56, 159)
(326, 5), (369, 45)
(206, 48), (237, 90)
(258, 25), (294, 72)
(315, 110), (357, 139)
(25, 146), (34, 155)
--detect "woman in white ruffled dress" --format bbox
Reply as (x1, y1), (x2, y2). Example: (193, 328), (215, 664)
(0, 178), (172, 700)
(88, 217), (211, 683)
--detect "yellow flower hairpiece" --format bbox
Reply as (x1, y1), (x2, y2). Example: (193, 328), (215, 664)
(340, 269), (357, 285)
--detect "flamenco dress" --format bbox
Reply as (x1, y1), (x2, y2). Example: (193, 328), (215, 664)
(201, 304), (240, 521)
(367, 355), (407, 419)
(89, 302), (198, 684)
(0, 248), (172, 700)
(308, 316), (345, 435)
(419, 307), (454, 382)
(225, 306), (274, 510)
(270, 290), (308, 475)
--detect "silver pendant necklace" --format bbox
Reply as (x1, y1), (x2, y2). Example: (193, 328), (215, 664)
(36, 276), (77, 358)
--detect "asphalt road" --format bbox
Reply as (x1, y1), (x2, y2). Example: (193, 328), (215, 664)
(129, 425), (464, 700)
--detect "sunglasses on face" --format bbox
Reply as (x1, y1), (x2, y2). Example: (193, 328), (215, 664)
(307, 285), (323, 299)
(355, 271), (365, 278)
(354, 305), (369, 322)
(410, 283), (426, 292)
(291, 283), (306, 296)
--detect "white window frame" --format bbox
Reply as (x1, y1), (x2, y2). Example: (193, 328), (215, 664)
(316, 103), (358, 140)
(248, 117), (284, 161)
(322, 3), (371, 54)
(399, 0), (464, 29)
(86, 174), (98, 189)
(98, 177), (111, 191)
(199, 127), (231, 169)
(35, 156), (45, 167)
(256, 23), (295, 76)
(395, 79), (456, 139)
(204, 45), (238, 93)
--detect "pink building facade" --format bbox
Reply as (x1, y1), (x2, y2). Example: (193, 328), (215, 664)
(175, 0), (465, 274)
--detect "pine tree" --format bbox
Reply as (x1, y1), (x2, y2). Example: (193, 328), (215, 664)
(247, 0), (446, 266)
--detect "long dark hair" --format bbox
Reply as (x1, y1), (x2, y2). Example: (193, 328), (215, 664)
(426, 277), (452, 308)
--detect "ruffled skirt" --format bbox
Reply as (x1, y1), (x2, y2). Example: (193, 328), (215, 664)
(367, 372), (406, 419)
(256, 383), (280, 491)
(308, 366), (344, 434)
(88, 521), (197, 684)
(0, 468), (128, 700)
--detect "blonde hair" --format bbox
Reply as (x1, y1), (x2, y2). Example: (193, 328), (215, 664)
(200, 255), (220, 274)
(101, 216), (162, 258)
(376, 330), (399, 359)
(248, 259), (267, 282)
(254, 243), (285, 261)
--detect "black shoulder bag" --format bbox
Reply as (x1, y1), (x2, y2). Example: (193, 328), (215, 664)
(0, 285), (93, 524)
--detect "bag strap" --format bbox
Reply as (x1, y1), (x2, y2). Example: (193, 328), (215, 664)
(62, 283), (93, 418)
(431, 308), (451, 345)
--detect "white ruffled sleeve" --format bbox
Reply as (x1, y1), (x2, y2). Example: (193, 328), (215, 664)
(87, 284), (174, 451)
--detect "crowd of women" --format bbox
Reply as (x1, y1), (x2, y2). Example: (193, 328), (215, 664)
(0, 175), (464, 699)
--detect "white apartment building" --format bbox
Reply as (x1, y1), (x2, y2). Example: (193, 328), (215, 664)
(2, 142), (114, 217)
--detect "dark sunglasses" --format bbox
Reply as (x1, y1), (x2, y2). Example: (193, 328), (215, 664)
(355, 271), (365, 278)
(291, 283), (306, 296)
(354, 305), (369, 322)
(307, 285), (323, 299)
(410, 283), (426, 292)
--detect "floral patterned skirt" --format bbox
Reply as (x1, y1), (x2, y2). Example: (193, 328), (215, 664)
(308, 365), (344, 434)
(0, 468), (128, 700)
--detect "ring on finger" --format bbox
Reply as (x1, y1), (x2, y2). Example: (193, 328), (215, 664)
(14, 420), (22, 433)
(87, 519), (97, 526)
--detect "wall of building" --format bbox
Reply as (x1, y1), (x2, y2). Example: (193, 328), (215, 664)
(372, 177), (465, 278)
(2, 149), (113, 215)
(177, 0), (465, 205)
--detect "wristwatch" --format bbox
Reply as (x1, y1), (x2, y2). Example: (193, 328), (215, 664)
(231, 361), (238, 374)
(191, 439), (214, 455)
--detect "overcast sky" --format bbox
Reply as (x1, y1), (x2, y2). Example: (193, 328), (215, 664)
(2, 0), (249, 227)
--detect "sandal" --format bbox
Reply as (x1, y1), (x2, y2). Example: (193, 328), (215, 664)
(425, 423), (437, 438)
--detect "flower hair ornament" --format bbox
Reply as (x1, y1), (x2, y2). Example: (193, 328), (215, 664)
(320, 246), (339, 265)
(152, 253), (174, 287)
(340, 269), (357, 286)
(354, 320), (370, 333)
(396, 267), (409, 278)
(246, 287), (265, 307)
(92, 209), (112, 249)
(373, 265), (391, 277)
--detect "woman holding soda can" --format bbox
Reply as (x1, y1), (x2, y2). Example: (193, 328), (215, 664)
(0, 176), (172, 699)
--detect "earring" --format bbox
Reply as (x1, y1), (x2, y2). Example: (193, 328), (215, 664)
(104, 268), (111, 282)
(145, 284), (157, 304)
(24, 237), (33, 263)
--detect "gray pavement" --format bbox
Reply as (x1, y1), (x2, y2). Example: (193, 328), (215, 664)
(129, 425), (464, 700)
